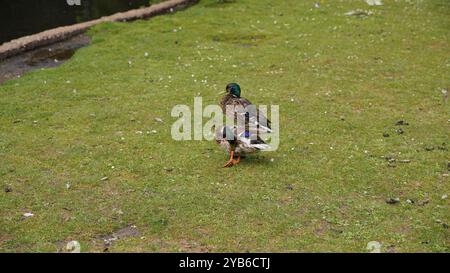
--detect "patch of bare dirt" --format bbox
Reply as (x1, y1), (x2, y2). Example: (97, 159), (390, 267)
(94, 225), (141, 252)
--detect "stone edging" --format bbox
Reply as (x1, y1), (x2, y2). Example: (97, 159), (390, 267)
(0, 0), (198, 61)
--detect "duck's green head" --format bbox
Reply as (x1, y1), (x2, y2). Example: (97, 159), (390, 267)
(226, 83), (241, 98)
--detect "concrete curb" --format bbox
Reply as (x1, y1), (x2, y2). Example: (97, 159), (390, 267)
(0, 0), (198, 61)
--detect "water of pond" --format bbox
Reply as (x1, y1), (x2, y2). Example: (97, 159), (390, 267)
(0, 34), (91, 84)
(0, 0), (154, 45)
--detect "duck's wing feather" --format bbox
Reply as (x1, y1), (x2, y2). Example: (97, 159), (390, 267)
(236, 128), (271, 151)
(224, 97), (272, 133)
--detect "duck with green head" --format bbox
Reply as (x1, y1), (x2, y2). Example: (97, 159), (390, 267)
(220, 83), (271, 132)
(217, 83), (272, 167)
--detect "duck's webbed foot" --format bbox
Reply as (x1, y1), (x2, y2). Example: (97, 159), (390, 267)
(234, 153), (241, 164)
(223, 151), (235, 168)
(223, 160), (234, 168)
(223, 151), (241, 168)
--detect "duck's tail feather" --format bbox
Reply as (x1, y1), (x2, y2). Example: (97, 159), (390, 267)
(255, 121), (272, 133)
(252, 143), (271, 150)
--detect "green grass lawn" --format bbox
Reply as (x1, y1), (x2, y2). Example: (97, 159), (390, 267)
(0, 0), (449, 252)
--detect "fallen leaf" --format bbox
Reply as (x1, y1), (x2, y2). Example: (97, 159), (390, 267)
(367, 241), (382, 253)
(66, 241), (81, 253)
(386, 198), (400, 204)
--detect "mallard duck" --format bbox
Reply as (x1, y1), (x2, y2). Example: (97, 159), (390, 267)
(215, 125), (271, 167)
(220, 83), (272, 133)
(217, 83), (272, 167)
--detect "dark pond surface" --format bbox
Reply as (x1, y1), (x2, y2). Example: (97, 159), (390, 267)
(0, 34), (91, 84)
(0, 0), (154, 45)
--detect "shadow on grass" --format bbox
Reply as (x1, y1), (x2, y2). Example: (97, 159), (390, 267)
(227, 154), (274, 169)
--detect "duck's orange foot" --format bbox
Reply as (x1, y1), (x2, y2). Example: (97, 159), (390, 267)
(222, 153), (241, 168)
(223, 159), (235, 168)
